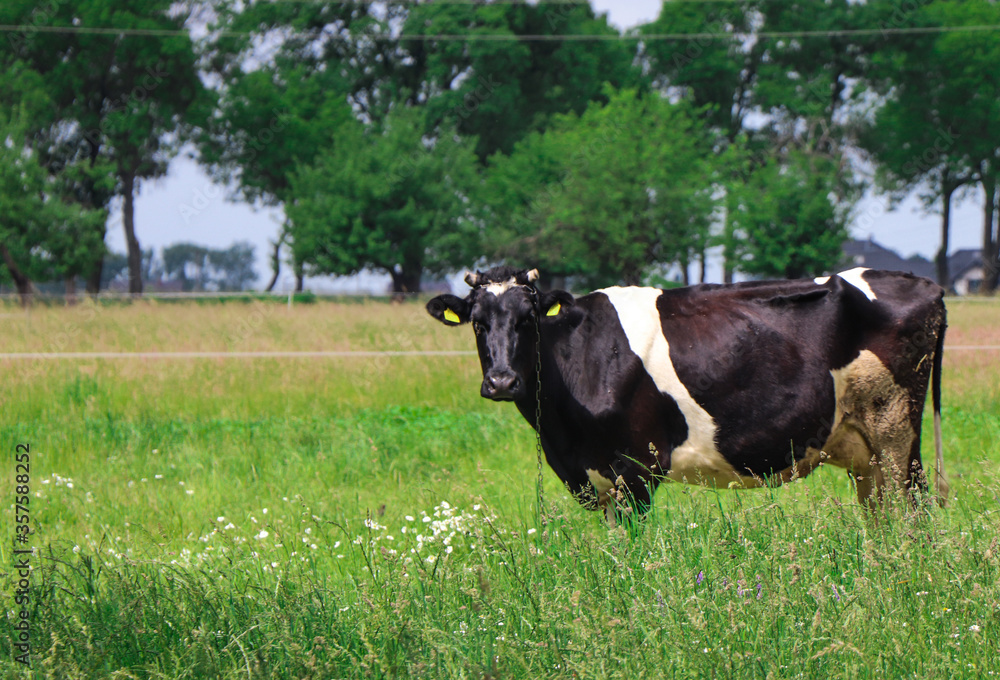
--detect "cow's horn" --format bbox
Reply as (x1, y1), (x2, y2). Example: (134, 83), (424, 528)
(526, 269), (539, 283)
(464, 271), (480, 287)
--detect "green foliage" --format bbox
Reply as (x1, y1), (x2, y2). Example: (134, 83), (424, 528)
(0, 108), (106, 288)
(287, 108), (480, 292)
(197, 66), (357, 208)
(857, 0), (1000, 287)
(1, 0), (210, 293)
(485, 89), (717, 288)
(754, 0), (866, 131)
(641, 1), (762, 139)
(404, 1), (641, 161)
(859, 0), (992, 198)
(729, 150), (853, 279)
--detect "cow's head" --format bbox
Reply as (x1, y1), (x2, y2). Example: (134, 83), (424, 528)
(427, 266), (574, 401)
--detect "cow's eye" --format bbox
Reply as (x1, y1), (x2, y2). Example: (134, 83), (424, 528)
(473, 321), (485, 335)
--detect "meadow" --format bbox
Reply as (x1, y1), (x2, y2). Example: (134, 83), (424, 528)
(1, 296), (999, 679)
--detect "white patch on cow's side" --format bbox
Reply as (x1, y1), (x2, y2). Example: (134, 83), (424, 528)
(484, 277), (519, 296)
(598, 286), (748, 487)
(814, 276), (830, 285)
(837, 267), (877, 301)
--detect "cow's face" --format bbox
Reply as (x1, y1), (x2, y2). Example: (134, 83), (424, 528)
(427, 268), (573, 401)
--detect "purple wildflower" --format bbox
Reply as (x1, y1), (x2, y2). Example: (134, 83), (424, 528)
(696, 571), (704, 586)
(756, 582), (763, 599)
(831, 584), (841, 601)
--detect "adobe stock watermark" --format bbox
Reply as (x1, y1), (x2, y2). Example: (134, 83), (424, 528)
(879, 0), (932, 37)
(666, 11), (735, 70)
(178, 182), (225, 225)
(901, 127), (957, 178)
(452, 74), (500, 122)
(5, 0), (71, 51)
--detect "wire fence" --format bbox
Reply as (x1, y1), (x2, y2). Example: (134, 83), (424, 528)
(4, 22), (1000, 41)
(0, 346), (995, 360)
(1, 291), (998, 302)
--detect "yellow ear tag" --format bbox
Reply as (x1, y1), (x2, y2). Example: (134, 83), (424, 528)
(443, 309), (461, 324)
(546, 302), (561, 317)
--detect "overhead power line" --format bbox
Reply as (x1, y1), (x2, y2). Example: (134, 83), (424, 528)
(2, 23), (1000, 41)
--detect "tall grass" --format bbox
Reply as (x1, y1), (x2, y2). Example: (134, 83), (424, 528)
(1, 297), (998, 678)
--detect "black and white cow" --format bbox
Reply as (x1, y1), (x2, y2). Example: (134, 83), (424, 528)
(427, 266), (947, 516)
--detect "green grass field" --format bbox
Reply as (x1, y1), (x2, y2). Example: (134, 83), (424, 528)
(2, 297), (999, 679)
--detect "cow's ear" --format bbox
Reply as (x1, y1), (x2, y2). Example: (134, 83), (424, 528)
(426, 294), (471, 326)
(539, 289), (574, 320)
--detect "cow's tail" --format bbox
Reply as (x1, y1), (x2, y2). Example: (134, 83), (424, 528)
(933, 310), (948, 505)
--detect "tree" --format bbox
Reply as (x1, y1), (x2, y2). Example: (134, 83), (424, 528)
(640, 0), (867, 284)
(728, 150), (853, 279)
(640, 1), (763, 283)
(859, 0), (1000, 291)
(287, 108), (479, 294)
(2, 0), (210, 294)
(484, 89), (717, 289)
(400, 1), (641, 162)
(0, 108), (106, 304)
(209, 242), (257, 291)
(162, 242), (257, 292)
(923, 0), (1000, 293)
(200, 1), (639, 289)
(199, 1), (372, 291)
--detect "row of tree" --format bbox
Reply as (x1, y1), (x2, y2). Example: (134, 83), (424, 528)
(1, 0), (998, 298)
(97, 242), (257, 292)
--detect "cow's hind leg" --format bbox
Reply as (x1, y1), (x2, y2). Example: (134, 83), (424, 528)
(828, 350), (927, 509)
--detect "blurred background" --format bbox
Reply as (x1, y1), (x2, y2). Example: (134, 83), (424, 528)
(1, 0), (998, 299)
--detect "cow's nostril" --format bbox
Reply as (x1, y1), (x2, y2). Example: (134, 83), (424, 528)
(484, 373), (520, 399)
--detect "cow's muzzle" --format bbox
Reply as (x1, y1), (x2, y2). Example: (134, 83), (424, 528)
(481, 371), (523, 401)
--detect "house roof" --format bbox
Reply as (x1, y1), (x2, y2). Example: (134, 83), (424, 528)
(842, 238), (936, 281)
(948, 249), (984, 281)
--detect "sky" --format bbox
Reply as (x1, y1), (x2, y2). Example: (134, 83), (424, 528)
(105, 0), (986, 292)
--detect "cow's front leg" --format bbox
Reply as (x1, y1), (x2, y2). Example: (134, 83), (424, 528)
(584, 468), (653, 525)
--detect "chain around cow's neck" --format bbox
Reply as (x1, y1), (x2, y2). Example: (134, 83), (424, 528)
(532, 290), (547, 525)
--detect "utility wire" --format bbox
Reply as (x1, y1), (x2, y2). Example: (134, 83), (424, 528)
(2, 23), (1000, 41)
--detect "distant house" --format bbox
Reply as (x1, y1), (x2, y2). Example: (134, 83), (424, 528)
(841, 238), (983, 294)
(948, 249), (985, 295)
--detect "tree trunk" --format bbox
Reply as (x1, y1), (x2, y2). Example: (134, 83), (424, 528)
(122, 171), (143, 295)
(389, 267), (421, 296)
(983, 174), (999, 295)
(66, 275), (78, 306)
(935, 184), (954, 291)
(680, 255), (691, 286)
(264, 239), (281, 292)
(0, 243), (34, 307)
(697, 244), (707, 284)
(723, 191), (736, 284)
(85, 260), (104, 295)
(85, 223), (108, 295)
